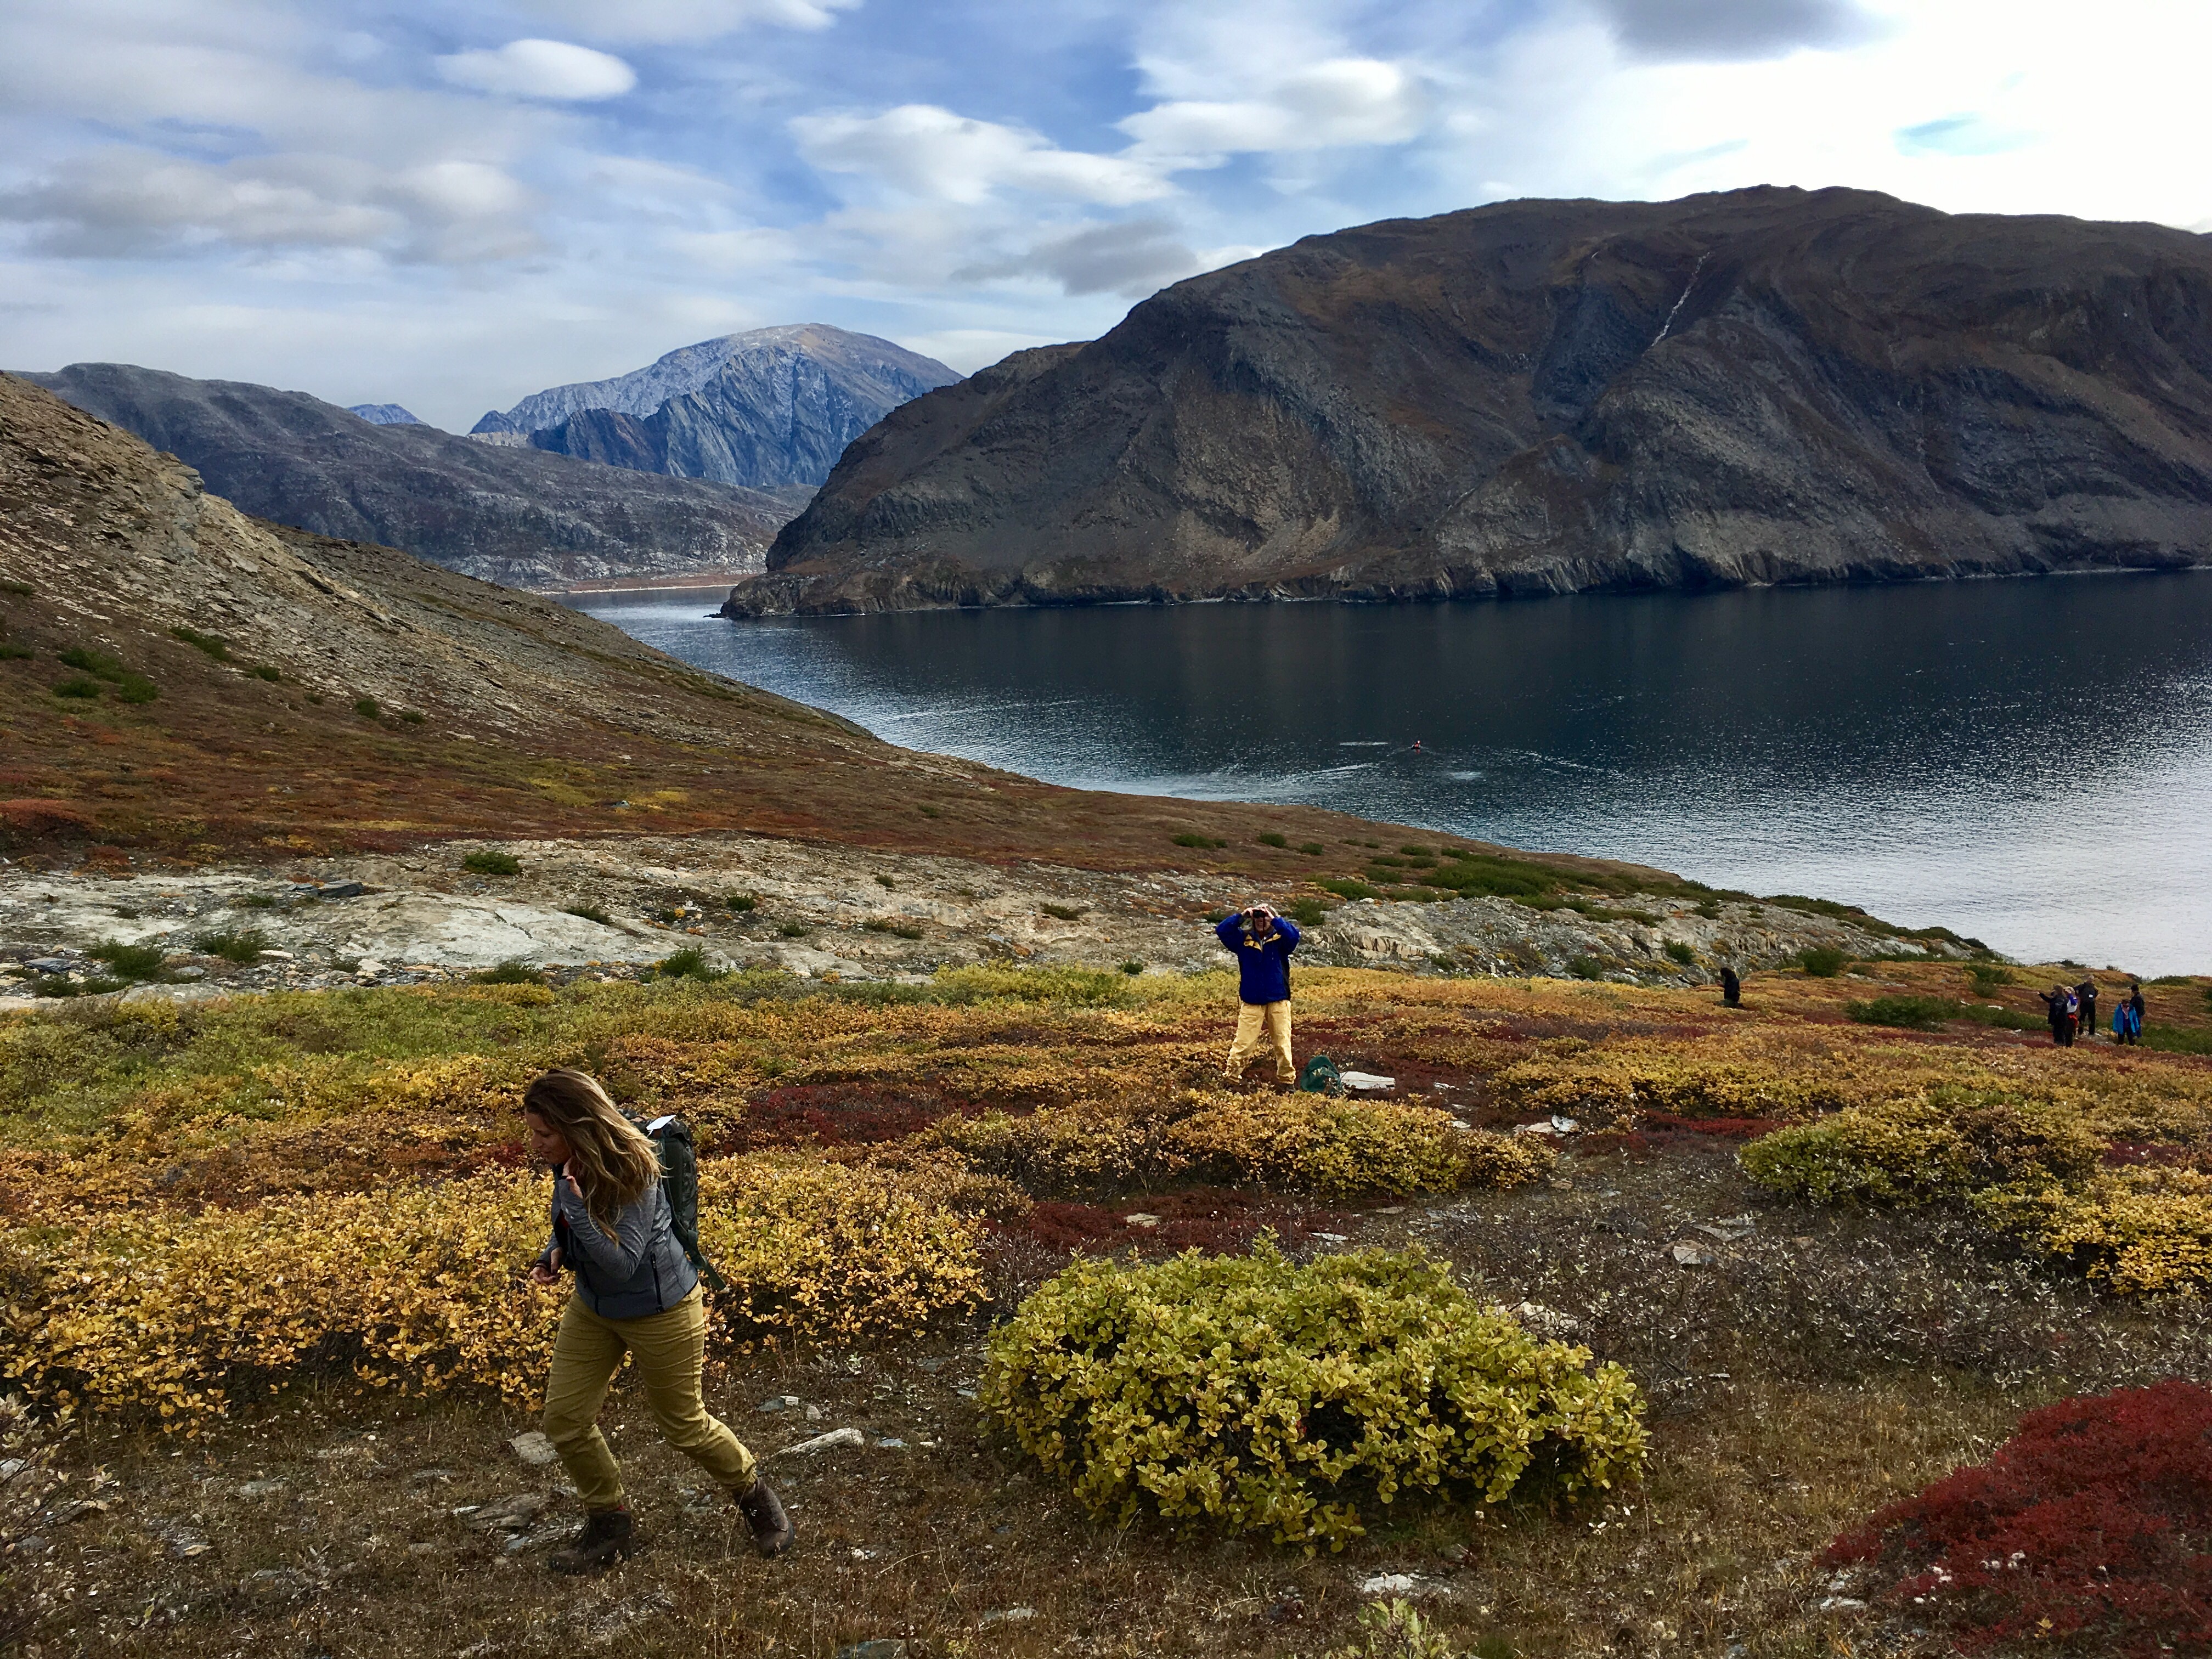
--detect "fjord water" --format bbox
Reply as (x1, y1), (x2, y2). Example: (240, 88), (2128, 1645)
(574, 574), (2212, 975)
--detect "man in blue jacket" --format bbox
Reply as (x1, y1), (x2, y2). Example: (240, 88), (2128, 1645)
(1216, 902), (1301, 1086)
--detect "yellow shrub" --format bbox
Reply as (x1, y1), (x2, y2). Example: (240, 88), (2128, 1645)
(927, 1090), (1541, 1199)
(1978, 1169), (2212, 1295)
(981, 1243), (1646, 1549)
(697, 1152), (989, 1348)
(0, 1153), (990, 1425)
(1165, 1092), (1498, 1197)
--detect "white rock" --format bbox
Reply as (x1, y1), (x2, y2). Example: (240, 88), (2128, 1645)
(1357, 1572), (1422, 1597)
(1337, 1070), (1396, 1092)
(1671, 1241), (1717, 1267)
(776, 1426), (865, 1457)
(1121, 1212), (1162, 1229)
(509, 1431), (559, 1466)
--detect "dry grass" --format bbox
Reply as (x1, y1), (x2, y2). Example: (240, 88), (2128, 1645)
(5, 958), (2210, 1657)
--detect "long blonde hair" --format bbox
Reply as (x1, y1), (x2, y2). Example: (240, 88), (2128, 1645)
(522, 1069), (660, 1233)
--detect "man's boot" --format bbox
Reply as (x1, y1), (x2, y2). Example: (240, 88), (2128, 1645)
(548, 1504), (634, 1574)
(735, 1475), (794, 1558)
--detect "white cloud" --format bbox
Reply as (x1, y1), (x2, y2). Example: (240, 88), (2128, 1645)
(793, 104), (1172, 207)
(955, 217), (1207, 296)
(0, 148), (540, 263)
(512, 0), (857, 44)
(1122, 57), (1428, 166)
(435, 39), (637, 101)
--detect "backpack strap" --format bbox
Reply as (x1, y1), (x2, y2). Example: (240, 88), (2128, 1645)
(642, 1114), (726, 1293)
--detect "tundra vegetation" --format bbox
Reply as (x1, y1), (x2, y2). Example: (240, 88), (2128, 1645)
(1, 957), (2209, 1656)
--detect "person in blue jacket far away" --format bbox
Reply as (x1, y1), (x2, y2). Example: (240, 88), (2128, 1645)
(1215, 901), (1301, 1086)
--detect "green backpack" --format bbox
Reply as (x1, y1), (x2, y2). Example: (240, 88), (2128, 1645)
(642, 1113), (726, 1291)
(1296, 1055), (1345, 1096)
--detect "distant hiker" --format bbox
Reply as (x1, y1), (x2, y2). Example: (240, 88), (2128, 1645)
(2130, 982), (2147, 1042)
(522, 1069), (793, 1573)
(1217, 902), (1302, 1086)
(2039, 984), (2076, 1047)
(2075, 978), (2100, 1042)
(2113, 998), (2142, 1046)
(1719, 965), (1742, 1008)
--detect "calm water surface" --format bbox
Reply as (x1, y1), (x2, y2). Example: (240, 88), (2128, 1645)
(573, 575), (2212, 975)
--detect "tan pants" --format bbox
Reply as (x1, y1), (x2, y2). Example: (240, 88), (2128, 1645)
(1224, 999), (1295, 1084)
(541, 1286), (755, 1511)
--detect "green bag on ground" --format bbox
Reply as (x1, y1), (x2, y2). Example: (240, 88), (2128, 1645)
(1296, 1055), (1344, 1095)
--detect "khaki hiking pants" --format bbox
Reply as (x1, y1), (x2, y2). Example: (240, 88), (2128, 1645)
(1225, 998), (1295, 1085)
(542, 1286), (755, 1512)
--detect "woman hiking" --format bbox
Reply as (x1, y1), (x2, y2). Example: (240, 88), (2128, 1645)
(522, 1069), (793, 1573)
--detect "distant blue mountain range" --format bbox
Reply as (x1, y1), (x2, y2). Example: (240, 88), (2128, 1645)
(348, 403), (425, 426)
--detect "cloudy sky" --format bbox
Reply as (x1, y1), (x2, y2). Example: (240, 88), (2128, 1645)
(3, 0), (2207, 430)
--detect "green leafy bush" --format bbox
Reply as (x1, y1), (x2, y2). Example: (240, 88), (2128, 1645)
(724, 893), (757, 912)
(1119, 959), (1144, 975)
(1741, 1087), (2104, 1206)
(60, 646), (124, 679)
(461, 850), (521, 876)
(1567, 955), (1606, 980)
(470, 961), (542, 985)
(654, 946), (721, 981)
(398, 708), (424, 723)
(1847, 995), (1956, 1031)
(52, 675), (101, 699)
(114, 672), (157, 704)
(864, 918), (924, 939)
(89, 940), (168, 981)
(1319, 878), (1381, 901)
(249, 664), (282, 682)
(1258, 832), (1288, 848)
(981, 1244), (1646, 1549)
(170, 625), (232, 661)
(1663, 940), (1696, 966)
(874, 874), (895, 890)
(353, 696), (381, 720)
(1966, 962), (2015, 993)
(193, 928), (270, 964)
(1797, 945), (1848, 977)
(1040, 902), (1084, 921)
(1172, 832), (1228, 849)
(1298, 842), (1324, 856)
(1284, 897), (1327, 928)
(563, 903), (612, 926)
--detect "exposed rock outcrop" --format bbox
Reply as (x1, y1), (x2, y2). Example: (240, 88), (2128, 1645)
(14, 364), (797, 588)
(741, 187), (2212, 616)
(473, 324), (959, 490)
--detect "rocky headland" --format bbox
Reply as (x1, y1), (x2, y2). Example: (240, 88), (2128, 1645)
(13, 364), (799, 589)
(738, 185), (2212, 616)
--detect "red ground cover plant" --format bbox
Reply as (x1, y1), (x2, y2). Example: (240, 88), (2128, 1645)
(727, 1083), (963, 1150)
(1001, 1187), (1347, 1259)
(1826, 1379), (2212, 1653)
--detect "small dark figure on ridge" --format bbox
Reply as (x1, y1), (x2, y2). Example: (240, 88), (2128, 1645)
(1719, 965), (1742, 1008)
(2040, 983), (2078, 1047)
(2076, 978), (2100, 1042)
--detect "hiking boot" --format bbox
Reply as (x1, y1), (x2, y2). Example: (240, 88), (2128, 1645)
(735, 1475), (794, 1558)
(548, 1505), (634, 1574)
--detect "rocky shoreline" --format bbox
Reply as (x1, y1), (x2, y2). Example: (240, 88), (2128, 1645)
(1, 830), (1958, 1008)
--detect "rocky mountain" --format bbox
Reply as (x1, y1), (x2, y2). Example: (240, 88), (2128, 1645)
(742, 187), (2212, 615)
(14, 364), (797, 589)
(347, 403), (425, 426)
(471, 324), (958, 490)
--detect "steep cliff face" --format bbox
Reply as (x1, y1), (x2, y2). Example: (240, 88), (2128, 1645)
(473, 324), (959, 490)
(742, 187), (2212, 614)
(16, 364), (797, 588)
